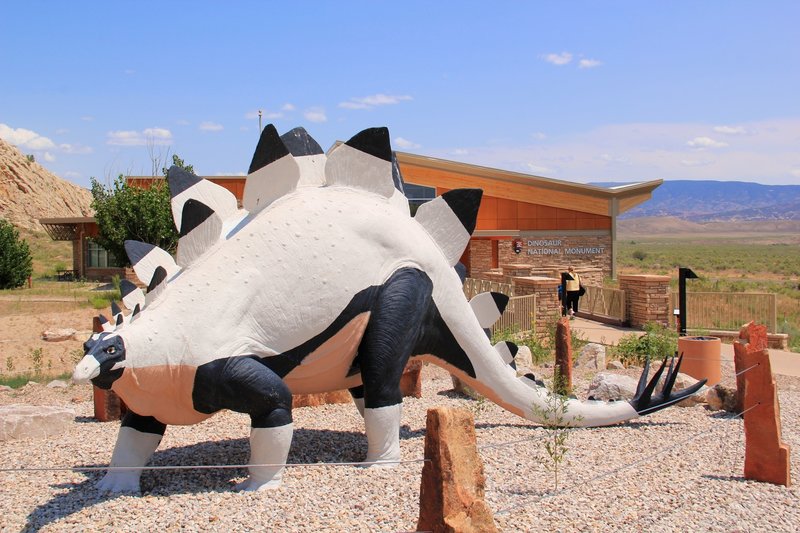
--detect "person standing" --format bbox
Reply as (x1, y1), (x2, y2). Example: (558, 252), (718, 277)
(564, 266), (582, 319)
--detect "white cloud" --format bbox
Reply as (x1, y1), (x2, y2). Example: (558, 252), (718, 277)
(394, 137), (420, 149)
(526, 163), (551, 174)
(176, 119), (191, 126)
(80, 116), (94, 122)
(199, 121), (224, 132)
(687, 136), (728, 149)
(246, 106), (292, 120)
(0, 123), (56, 150)
(713, 125), (747, 135)
(339, 93), (413, 110)
(680, 158), (715, 167)
(531, 132), (547, 141)
(42, 152), (56, 162)
(59, 143), (93, 154)
(543, 52), (573, 66)
(425, 118), (800, 185)
(600, 153), (629, 164)
(63, 171), (82, 179)
(578, 58), (602, 69)
(304, 108), (327, 123)
(107, 127), (173, 146)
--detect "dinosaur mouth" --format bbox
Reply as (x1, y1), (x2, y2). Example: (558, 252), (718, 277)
(72, 355), (101, 383)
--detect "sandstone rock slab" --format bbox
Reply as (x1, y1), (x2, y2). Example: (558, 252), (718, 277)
(0, 404), (75, 441)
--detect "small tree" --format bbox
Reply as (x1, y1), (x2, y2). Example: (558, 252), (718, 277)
(0, 219), (33, 289)
(531, 368), (582, 492)
(89, 153), (195, 264)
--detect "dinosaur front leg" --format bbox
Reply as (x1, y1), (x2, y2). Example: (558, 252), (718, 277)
(96, 412), (165, 493)
(359, 268), (432, 465)
(195, 356), (293, 490)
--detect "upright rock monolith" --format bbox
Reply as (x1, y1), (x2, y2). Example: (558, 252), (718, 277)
(417, 407), (497, 533)
(734, 322), (791, 487)
(555, 317), (573, 393)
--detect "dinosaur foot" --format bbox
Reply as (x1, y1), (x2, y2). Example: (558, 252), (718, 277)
(96, 471), (142, 493)
(234, 476), (282, 491)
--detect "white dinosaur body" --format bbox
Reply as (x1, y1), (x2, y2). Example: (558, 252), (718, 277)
(73, 125), (705, 492)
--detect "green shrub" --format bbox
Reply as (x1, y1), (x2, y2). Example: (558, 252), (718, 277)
(609, 322), (678, 366)
(0, 219), (33, 289)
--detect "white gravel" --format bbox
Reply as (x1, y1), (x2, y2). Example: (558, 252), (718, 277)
(1, 362), (799, 532)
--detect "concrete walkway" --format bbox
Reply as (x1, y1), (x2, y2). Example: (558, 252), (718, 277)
(569, 316), (800, 378)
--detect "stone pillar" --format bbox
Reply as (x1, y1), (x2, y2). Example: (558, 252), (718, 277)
(733, 323), (791, 487)
(511, 276), (561, 340)
(500, 262), (532, 278)
(618, 274), (671, 328)
(555, 317), (573, 394)
(417, 407), (497, 533)
(469, 240), (492, 278)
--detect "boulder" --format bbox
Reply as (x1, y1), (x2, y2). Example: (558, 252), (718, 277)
(47, 380), (69, 389)
(576, 343), (606, 370)
(654, 372), (708, 407)
(0, 404), (75, 441)
(515, 345), (533, 369)
(41, 328), (77, 342)
(606, 360), (625, 370)
(587, 372), (638, 401)
(706, 384), (739, 412)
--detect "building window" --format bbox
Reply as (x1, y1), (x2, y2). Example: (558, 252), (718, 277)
(86, 239), (123, 268)
(404, 183), (436, 215)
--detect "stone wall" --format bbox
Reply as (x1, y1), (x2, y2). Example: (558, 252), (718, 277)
(499, 233), (612, 279)
(469, 240), (492, 277)
(619, 274), (671, 328)
(512, 276), (561, 340)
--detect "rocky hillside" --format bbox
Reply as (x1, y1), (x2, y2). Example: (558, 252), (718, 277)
(0, 138), (93, 231)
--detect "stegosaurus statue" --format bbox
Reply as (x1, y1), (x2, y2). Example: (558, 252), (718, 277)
(73, 125), (704, 492)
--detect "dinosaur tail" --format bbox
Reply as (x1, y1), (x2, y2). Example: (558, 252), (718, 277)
(418, 274), (705, 428)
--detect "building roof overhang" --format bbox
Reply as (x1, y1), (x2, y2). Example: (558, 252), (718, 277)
(394, 151), (661, 217)
(39, 217), (95, 241)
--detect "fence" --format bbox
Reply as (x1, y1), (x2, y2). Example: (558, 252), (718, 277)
(669, 291), (777, 333)
(493, 294), (537, 335)
(580, 285), (626, 323)
(463, 278), (513, 299)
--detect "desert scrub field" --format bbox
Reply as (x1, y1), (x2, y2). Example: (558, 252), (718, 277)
(617, 240), (800, 351)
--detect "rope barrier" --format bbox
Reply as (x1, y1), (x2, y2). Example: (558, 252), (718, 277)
(0, 457), (429, 474)
(495, 402), (761, 515)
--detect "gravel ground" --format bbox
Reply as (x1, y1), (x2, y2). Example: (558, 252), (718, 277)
(1, 361), (799, 532)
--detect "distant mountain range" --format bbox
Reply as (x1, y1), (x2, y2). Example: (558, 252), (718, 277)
(593, 180), (800, 221)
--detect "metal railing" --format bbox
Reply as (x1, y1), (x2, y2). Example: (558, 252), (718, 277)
(580, 285), (626, 323)
(493, 294), (537, 335)
(669, 291), (777, 333)
(463, 278), (514, 299)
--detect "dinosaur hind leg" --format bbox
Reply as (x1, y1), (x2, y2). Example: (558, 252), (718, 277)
(195, 356), (293, 490)
(358, 267), (433, 465)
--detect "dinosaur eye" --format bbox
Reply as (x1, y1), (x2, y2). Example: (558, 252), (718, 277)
(106, 346), (116, 354)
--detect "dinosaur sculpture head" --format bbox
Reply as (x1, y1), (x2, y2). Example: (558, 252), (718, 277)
(73, 332), (126, 389)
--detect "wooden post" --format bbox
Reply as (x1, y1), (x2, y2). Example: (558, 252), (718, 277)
(417, 407), (497, 533)
(91, 316), (127, 422)
(733, 322), (791, 487)
(555, 317), (573, 394)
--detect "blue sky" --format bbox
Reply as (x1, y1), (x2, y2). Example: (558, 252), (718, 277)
(1, 1), (798, 188)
